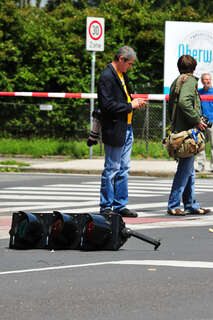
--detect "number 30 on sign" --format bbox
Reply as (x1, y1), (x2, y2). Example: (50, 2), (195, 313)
(86, 17), (105, 52)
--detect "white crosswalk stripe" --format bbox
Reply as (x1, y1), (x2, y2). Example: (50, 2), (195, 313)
(1, 178), (213, 241)
(0, 179), (212, 222)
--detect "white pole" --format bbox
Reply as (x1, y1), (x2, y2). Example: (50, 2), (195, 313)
(162, 100), (167, 139)
(89, 51), (96, 159)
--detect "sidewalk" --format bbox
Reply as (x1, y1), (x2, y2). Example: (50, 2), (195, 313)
(0, 156), (213, 177)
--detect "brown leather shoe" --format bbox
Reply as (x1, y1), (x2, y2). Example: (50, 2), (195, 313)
(167, 208), (186, 216)
(191, 208), (211, 215)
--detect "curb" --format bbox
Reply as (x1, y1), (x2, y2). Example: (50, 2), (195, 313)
(1, 166), (213, 178)
(22, 168), (175, 177)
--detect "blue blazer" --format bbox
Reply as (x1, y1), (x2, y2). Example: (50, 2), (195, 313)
(97, 63), (133, 147)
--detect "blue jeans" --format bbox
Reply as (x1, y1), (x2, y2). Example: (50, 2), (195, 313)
(100, 126), (133, 212)
(168, 156), (200, 212)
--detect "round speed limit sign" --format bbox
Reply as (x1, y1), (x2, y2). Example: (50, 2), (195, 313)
(86, 17), (105, 51)
(89, 20), (103, 40)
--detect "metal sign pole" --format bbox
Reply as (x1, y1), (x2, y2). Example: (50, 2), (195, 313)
(89, 51), (96, 159)
(86, 17), (104, 159)
(162, 100), (166, 140)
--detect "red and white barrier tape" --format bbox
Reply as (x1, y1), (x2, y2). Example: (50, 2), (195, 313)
(0, 92), (213, 101)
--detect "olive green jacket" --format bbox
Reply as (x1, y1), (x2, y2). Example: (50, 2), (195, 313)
(168, 74), (201, 133)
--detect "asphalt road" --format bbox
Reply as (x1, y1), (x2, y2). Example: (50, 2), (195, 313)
(0, 173), (213, 320)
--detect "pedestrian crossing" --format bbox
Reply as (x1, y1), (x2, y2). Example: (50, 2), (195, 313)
(1, 178), (213, 239)
(0, 178), (212, 218)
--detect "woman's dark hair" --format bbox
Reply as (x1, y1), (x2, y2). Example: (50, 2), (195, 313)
(177, 55), (197, 73)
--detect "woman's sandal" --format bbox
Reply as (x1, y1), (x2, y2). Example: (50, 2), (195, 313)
(191, 208), (211, 215)
(167, 208), (186, 216)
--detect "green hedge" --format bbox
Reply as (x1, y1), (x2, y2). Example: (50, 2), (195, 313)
(0, 0), (212, 138)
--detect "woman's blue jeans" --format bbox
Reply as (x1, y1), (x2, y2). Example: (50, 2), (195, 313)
(168, 156), (200, 212)
(100, 126), (133, 212)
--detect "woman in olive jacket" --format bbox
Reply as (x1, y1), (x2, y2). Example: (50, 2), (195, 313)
(167, 55), (210, 216)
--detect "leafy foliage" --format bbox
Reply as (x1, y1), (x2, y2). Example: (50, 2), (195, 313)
(0, 0), (212, 138)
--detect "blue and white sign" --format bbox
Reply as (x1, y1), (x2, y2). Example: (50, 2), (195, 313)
(164, 21), (213, 93)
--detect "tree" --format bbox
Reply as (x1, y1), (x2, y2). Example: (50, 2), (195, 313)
(0, 0), (212, 138)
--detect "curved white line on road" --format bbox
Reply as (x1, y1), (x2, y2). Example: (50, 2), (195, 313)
(112, 260), (213, 268)
(1, 260), (213, 276)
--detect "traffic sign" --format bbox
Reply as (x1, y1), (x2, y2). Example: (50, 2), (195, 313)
(39, 104), (53, 111)
(86, 17), (105, 51)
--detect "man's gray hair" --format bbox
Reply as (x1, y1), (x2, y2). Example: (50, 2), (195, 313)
(114, 46), (136, 62)
(201, 73), (212, 80)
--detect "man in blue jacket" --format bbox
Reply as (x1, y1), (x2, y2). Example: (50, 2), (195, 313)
(195, 73), (213, 172)
(98, 46), (146, 217)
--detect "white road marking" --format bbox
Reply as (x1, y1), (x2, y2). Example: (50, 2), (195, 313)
(0, 200), (99, 214)
(131, 213), (213, 230)
(86, 180), (213, 186)
(1, 179), (213, 240)
(8, 186), (100, 190)
(0, 190), (165, 197)
(38, 182), (213, 192)
(3, 188), (169, 195)
(113, 260), (213, 268)
(41, 183), (172, 191)
(0, 195), (98, 200)
(1, 259), (213, 276)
